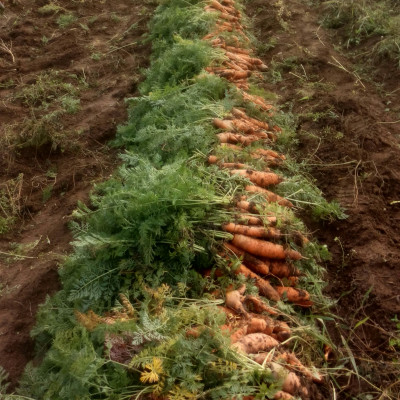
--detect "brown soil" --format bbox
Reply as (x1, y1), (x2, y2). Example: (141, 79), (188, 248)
(0, 0), (154, 388)
(247, 0), (400, 398)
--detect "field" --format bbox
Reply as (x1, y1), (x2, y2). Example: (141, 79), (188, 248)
(0, 0), (399, 399)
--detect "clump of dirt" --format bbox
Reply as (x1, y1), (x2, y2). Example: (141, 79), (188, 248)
(247, 0), (400, 397)
(0, 0), (155, 388)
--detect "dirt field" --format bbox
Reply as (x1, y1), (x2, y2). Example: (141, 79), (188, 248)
(1, 0), (399, 397)
(0, 0), (154, 387)
(247, 0), (400, 396)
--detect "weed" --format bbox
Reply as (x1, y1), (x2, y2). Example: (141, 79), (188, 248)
(90, 52), (102, 61)
(57, 13), (77, 29)
(38, 2), (64, 15)
(42, 185), (53, 203)
(321, 0), (400, 67)
(14, 70), (78, 108)
(61, 96), (80, 114)
(0, 79), (15, 89)
(0, 174), (23, 234)
(389, 315), (400, 351)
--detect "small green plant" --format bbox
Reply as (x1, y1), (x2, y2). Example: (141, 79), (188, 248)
(0, 174), (23, 235)
(38, 2), (64, 15)
(0, 79), (15, 89)
(61, 96), (80, 114)
(14, 70), (78, 107)
(57, 13), (77, 29)
(90, 52), (102, 61)
(389, 315), (400, 350)
(42, 184), (53, 203)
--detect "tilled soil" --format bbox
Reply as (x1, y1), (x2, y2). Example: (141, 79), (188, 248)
(247, 0), (400, 397)
(0, 0), (154, 388)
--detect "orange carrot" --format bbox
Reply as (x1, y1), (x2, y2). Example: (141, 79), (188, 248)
(225, 290), (248, 315)
(246, 318), (273, 334)
(219, 12), (238, 22)
(236, 214), (263, 225)
(233, 333), (279, 354)
(217, 132), (261, 145)
(230, 326), (248, 343)
(231, 234), (302, 260)
(278, 352), (324, 383)
(235, 200), (259, 214)
(245, 185), (293, 208)
(274, 391), (294, 400)
(275, 287), (310, 302)
(268, 261), (301, 278)
(253, 351), (274, 365)
(234, 263), (280, 301)
(224, 242), (270, 275)
(223, 222), (281, 240)
(208, 155), (218, 164)
(225, 45), (251, 55)
(219, 69), (250, 80)
(209, 0), (226, 12)
(253, 148), (285, 160)
(244, 295), (278, 315)
(230, 169), (283, 187)
(225, 61), (247, 72)
(213, 118), (234, 130)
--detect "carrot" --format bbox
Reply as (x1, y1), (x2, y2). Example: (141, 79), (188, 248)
(223, 222), (281, 240)
(217, 132), (261, 145)
(225, 45), (251, 55)
(268, 261), (301, 278)
(253, 352), (274, 365)
(224, 242), (270, 275)
(225, 61), (247, 72)
(278, 352), (324, 383)
(207, 155), (219, 164)
(219, 12), (238, 22)
(245, 185), (293, 208)
(209, 0), (226, 12)
(275, 287), (311, 303)
(235, 200), (259, 214)
(282, 372), (302, 396)
(235, 213), (263, 225)
(231, 119), (258, 133)
(231, 109), (269, 130)
(232, 234), (302, 261)
(230, 169), (283, 187)
(213, 118), (234, 130)
(234, 263), (280, 301)
(273, 320), (291, 334)
(276, 330), (291, 342)
(253, 148), (285, 160)
(233, 333), (279, 354)
(225, 290), (248, 315)
(220, 70), (250, 80)
(246, 318), (274, 335)
(230, 326), (248, 343)
(273, 391), (293, 400)
(244, 295), (278, 315)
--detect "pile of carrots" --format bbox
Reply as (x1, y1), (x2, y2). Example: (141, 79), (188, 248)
(74, 1), (327, 398)
(201, 0), (324, 398)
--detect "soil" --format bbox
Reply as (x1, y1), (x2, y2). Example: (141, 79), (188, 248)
(247, 0), (400, 398)
(0, 0), (154, 389)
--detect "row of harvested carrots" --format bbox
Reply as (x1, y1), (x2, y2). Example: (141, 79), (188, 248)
(202, 0), (323, 398)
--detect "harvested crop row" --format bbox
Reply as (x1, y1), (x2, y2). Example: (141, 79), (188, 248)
(11, 0), (343, 399)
